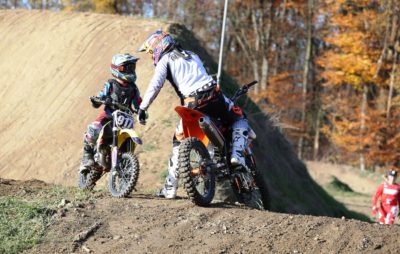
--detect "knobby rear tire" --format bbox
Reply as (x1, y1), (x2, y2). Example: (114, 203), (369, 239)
(179, 137), (215, 206)
(231, 155), (271, 210)
(231, 176), (264, 210)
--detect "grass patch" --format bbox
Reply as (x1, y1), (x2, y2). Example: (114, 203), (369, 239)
(327, 176), (354, 193)
(0, 185), (106, 253)
(0, 197), (54, 254)
(45, 185), (102, 203)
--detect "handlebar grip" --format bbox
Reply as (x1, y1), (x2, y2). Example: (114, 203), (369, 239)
(90, 96), (102, 104)
(90, 96), (136, 114)
(246, 80), (258, 88)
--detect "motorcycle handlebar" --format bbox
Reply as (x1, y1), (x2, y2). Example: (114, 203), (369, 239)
(231, 80), (258, 102)
(90, 96), (137, 114)
(245, 80), (258, 88)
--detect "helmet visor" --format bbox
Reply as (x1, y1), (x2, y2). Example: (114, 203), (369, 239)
(137, 44), (147, 53)
(111, 62), (136, 74)
(137, 42), (152, 53)
(122, 63), (136, 74)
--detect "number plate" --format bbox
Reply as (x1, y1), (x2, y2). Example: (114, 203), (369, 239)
(114, 110), (134, 129)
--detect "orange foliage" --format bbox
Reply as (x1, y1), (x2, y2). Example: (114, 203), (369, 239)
(317, 0), (399, 167)
(251, 72), (306, 139)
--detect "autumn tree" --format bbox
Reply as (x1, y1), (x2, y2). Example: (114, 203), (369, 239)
(318, 0), (399, 169)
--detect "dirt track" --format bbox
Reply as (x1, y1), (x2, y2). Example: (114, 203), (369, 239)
(0, 179), (396, 254)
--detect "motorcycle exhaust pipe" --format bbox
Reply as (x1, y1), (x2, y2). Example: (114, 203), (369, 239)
(199, 116), (224, 149)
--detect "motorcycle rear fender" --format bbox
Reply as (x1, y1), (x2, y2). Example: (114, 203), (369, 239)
(118, 129), (142, 152)
(175, 106), (209, 147)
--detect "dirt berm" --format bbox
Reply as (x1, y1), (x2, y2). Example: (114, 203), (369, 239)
(0, 10), (361, 217)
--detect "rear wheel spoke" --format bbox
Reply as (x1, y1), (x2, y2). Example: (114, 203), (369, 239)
(179, 138), (215, 206)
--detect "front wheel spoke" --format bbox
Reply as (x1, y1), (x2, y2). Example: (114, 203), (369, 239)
(122, 171), (130, 184)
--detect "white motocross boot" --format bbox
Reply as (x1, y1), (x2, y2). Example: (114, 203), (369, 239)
(157, 146), (179, 199)
(230, 128), (248, 167)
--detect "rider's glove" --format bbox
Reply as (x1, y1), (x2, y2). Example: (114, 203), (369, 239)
(372, 206), (377, 215)
(137, 109), (147, 125)
(90, 96), (101, 108)
(104, 97), (113, 106)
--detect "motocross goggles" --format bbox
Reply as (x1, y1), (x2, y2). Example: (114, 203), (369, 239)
(111, 63), (136, 74)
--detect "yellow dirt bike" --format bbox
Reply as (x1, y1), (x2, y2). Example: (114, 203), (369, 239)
(78, 97), (142, 198)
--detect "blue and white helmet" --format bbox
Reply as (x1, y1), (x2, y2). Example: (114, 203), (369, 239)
(110, 54), (139, 83)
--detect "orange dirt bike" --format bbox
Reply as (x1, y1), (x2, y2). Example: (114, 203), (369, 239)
(78, 97), (142, 198)
(177, 81), (270, 210)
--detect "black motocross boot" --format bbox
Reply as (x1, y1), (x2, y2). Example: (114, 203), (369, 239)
(80, 143), (94, 174)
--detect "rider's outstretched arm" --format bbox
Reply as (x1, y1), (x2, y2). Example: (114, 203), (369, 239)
(140, 56), (168, 110)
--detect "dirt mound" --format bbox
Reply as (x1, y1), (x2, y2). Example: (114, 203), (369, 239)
(0, 10), (362, 217)
(0, 10), (175, 189)
(1, 179), (398, 254)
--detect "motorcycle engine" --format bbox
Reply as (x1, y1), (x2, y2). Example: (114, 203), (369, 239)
(95, 146), (111, 169)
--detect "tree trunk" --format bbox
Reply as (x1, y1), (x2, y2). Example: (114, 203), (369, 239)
(297, 0), (314, 159)
(260, 17), (272, 90)
(374, 0), (392, 78)
(152, 0), (158, 17)
(260, 56), (269, 90)
(387, 50), (398, 119)
(252, 61), (260, 93)
(313, 108), (321, 160)
(168, 0), (178, 20)
(280, 0), (287, 19)
(251, 10), (260, 52)
(359, 85), (368, 171)
(251, 6), (263, 93)
(272, 46), (280, 75)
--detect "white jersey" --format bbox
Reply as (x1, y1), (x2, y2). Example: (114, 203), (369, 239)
(140, 50), (214, 110)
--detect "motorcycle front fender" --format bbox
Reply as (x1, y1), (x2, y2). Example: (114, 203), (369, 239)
(117, 129), (142, 152)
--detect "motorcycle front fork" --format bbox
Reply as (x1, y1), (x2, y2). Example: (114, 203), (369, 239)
(111, 122), (119, 174)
